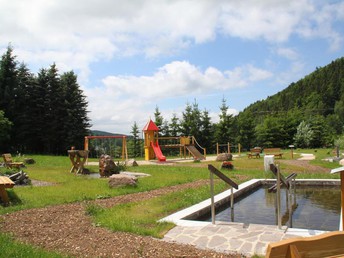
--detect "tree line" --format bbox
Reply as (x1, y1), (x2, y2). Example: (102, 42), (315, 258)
(0, 46), (90, 154)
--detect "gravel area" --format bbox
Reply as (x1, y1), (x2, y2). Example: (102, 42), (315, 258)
(1, 180), (240, 258)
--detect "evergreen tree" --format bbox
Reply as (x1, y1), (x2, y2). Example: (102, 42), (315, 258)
(190, 100), (201, 140)
(169, 113), (180, 136)
(13, 63), (36, 152)
(61, 71), (90, 151)
(130, 121), (141, 157)
(154, 106), (163, 132)
(160, 120), (170, 137)
(0, 45), (18, 121)
(214, 98), (234, 144)
(199, 109), (214, 153)
(235, 111), (256, 149)
(0, 110), (12, 151)
(181, 102), (193, 136)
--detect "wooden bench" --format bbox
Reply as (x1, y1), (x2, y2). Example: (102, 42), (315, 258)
(0, 176), (15, 205)
(264, 148), (283, 158)
(248, 148), (261, 158)
(2, 153), (24, 169)
(266, 231), (344, 258)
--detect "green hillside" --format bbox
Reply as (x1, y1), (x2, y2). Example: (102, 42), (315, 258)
(236, 57), (344, 149)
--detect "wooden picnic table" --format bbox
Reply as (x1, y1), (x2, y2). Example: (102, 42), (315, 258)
(68, 150), (89, 174)
(0, 176), (15, 205)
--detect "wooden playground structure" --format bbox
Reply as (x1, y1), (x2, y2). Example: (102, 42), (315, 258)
(143, 119), (206, 161)
(216, 142), (241, 156)
(84, 135), (128, 160)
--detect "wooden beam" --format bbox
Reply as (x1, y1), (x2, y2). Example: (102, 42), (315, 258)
(208, 164), (238, 189)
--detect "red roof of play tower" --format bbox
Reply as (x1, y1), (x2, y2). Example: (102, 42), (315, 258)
(143, 119), (159, 131)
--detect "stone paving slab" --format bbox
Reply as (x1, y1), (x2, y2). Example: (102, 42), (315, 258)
(163, 222), (303, 257)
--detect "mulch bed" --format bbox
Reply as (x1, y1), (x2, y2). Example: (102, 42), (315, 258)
(1, 180), (239, 257)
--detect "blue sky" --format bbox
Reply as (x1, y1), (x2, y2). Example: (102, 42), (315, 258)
(1, 0), (344, 134)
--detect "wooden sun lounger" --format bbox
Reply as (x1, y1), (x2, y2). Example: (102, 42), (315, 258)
(2, 153), (24, 169)
(266, 231), (344, 258)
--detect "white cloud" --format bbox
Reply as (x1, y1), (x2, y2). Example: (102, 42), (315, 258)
(276, 47), (299, 60)
(1, 0), (343, 80)
(99, 61), (272, 100)
(86, 61), (271, 132)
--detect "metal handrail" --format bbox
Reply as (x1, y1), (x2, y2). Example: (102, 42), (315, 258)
(208, 164), (238, 224)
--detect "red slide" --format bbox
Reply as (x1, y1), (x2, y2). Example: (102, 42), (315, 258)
(150, 141), (166, 161)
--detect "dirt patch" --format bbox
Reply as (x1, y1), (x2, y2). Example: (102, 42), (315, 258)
(1, 180), (240, 257)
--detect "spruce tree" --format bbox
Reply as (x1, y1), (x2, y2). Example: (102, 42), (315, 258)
(61, 71), (90, 151)
(130, 121), (141, 157)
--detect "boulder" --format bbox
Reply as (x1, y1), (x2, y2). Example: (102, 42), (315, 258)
(339, 158), (344, 166)
(99, 154), (119, 177)
(216, 153), (233, 161)
(108, 174), (138, 188)
(24, 158), (35, 164)
(126, 159), (138, 167)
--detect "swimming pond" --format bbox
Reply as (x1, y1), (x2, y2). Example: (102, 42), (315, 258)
(194, 184), (341, 231)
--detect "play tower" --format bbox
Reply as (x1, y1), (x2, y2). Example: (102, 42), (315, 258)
(143, 119), (166, 161)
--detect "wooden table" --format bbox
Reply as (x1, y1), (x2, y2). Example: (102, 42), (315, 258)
(0, 176), (15, 205)
(68, 150), (89, 174)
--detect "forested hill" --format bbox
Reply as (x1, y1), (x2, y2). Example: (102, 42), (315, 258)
(243, 57), (344, 117)
(235, 57), (344, 149)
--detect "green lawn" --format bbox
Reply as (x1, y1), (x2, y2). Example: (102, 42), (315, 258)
(0, 149), (341, 256)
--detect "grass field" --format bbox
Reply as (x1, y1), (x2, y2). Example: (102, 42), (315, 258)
(0, 148), (341, 256)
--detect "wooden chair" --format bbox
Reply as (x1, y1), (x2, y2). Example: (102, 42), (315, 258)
(2, 153), (24, 169)
(266, 231), (344, 258)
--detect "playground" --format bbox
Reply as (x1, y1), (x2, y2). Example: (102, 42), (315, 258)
(0, 143), (343, 256)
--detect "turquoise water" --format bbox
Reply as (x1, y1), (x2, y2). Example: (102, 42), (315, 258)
(198, 185), (341, 231)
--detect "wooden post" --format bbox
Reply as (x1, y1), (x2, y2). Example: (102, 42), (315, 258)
(238, 143), (241, 156)
(216, 143), (219, 155)
(277, 164), (282, 229)
(330, 167), (344, 231)
(228, 143), (230, 154)
(341, 172), (344, 231)
(210, 171), (215, 224)
(230, 186), (234, 209)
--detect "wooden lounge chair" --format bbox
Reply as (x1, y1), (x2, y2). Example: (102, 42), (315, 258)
(2, 153), (24, 169)
(266, 231), (344, 258)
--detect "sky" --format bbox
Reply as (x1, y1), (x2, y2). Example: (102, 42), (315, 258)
(1, 0), (344, 135)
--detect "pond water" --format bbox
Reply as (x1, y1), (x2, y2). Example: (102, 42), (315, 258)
(196, 185), (341, 231)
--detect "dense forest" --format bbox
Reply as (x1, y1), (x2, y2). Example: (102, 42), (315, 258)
(1, 44), (343, 157)
(0, 46), (90, 154)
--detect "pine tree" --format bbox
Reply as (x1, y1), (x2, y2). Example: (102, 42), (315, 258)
(61, 71), (90, 151)
(181, 102), (192, 136)
(169, 113), (181, 136)
(0, 110), (12, 151)
(199, 109), (214, 153)
(214, 98), (234, 144)
(130, 121), (141, 157)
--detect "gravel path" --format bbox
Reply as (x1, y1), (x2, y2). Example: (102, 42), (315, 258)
(1, 180), (240, 258)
